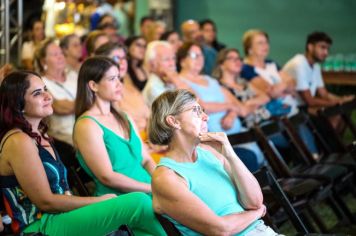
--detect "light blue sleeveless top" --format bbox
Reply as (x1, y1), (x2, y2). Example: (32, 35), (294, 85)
(157, 147), (261, 235)
(182, 75), (242, 135)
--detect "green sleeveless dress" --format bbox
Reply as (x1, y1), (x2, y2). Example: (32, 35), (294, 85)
(76, 115), (151, 196)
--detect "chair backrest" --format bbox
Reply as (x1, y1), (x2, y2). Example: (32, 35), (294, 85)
(228, 128), (292, 178)
(282, 111), (339, 164)
(253, 167), (309, 234)
(317, 98), (356, 152)
(252, 123), (294, 178)
(52, 139), (92, 196)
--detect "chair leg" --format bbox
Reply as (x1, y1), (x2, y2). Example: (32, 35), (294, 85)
(333, 193), (355, 223)
(306, 204), (328, 233)
(299, 210), (318, 233)
(326, 195), (350, 224)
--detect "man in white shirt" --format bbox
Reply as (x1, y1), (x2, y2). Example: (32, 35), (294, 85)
(142, 41), (189, 106)
(283, 32), (354, 108)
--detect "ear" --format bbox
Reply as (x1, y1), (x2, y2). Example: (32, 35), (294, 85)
(307, 43), (313, 53)
(88, 80), (98, 93)
(165, 115), (181, 129)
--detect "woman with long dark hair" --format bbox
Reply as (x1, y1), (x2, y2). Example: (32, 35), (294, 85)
(73, 57), (156, 196)
(0, 71), (165, 236)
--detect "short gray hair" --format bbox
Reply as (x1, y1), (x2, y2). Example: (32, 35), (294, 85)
(148, 89), (196, 145)
(143, 40), (172, 70)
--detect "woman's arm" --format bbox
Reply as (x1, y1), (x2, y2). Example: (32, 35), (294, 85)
(250, 76), (287, 99)
(126, 114), (157, 175)
(199, 132), (263, 210)
(73, 118), (151, 193)
(152, 167), (265, 235)
(5, 133), (115, 213)
(246, 85), (271, 107)
(52, 99), (75, 115)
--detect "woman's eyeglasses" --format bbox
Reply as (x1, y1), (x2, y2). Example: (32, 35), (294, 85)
(187, 52), (203, 60)
(184, 105), (204, 118)
(135, 42), (146, 49)
(112, 55), (127, 64)
(225, 56), (241, 62)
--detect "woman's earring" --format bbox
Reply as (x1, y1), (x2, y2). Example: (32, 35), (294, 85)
(43, 64), (48, 71)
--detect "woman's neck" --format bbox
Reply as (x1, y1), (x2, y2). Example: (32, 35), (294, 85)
(91, 98), (112, 116)
(66, 56), (81, 71)
(180, 69), (200, 80)
(167, 135), (198, 163)
(45, 69), (65, 82)
(24, 116), (40, 133)
(245, 55), (265, 68)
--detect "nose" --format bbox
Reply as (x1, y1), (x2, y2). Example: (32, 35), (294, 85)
(201, 111), (209, 121)
(44, 91), (52, 101)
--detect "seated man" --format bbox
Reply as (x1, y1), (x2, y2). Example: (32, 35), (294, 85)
(283, 31), (354, 110)
(149, 89), (281, 236)
(142, 41), (189, 106)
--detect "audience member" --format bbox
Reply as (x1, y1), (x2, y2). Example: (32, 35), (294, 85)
(21, 19), (45, 70)
(97, 13), (125, 44)
(94, 42), (150, 137)
(73, 57), (155, 196)
(177, 42), (265, 171)
(241, 29), (319, 157)
(0, 71), (165, 236)
(60, 34), (83, 73)
(146, 21), (166, 43)
(283, 31), (354, 110)
(125, 36), (149, 91)
(142, 41), (189, 107)
(34, 38), (77, 145)
(213, 48), (271, 128)
(199, 19), (226, 52)
(149, 89), (278, 235)
(241, 29), (298, 115)
(140, 16), (154, 41)
(160, 30), (183, 53)
(181, 19), (217, 75)
(85, 30), (110, 57)
(0, 64), (14, 84)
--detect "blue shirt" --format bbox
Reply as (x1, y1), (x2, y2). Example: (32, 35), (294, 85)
(158, 147), (261, 236)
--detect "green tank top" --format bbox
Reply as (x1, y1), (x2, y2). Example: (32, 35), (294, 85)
(76, 115), (151, 196)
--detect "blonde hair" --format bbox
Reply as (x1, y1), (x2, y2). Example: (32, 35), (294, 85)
(148, 89), (196, 145)
(242, 29), (269, 56)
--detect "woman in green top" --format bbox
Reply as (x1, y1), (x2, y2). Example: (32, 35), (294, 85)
(73, 56), (155, 196)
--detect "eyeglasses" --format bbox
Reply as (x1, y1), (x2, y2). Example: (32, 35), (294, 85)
(188, 52), (203, 60)
(225, 56), (241, 62)
(112, 55), (127, 64)
(135, 42), (146, 49)
(184, 105), (204, 118)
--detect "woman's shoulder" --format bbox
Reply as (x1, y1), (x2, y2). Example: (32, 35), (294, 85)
(75, 113), (103, 132)
(1, 129), (35, 153)
(241, 63), (258, 80)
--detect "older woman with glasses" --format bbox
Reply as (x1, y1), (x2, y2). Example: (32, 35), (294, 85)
(177, 42), (266, 172)
(213, 48), (271, 128)
(149, 89), (280, 236)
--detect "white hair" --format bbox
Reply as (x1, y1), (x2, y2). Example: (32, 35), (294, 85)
(143, 40), (172, 71)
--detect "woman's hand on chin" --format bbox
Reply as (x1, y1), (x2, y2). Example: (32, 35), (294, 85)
(199, 132), (234, 157)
